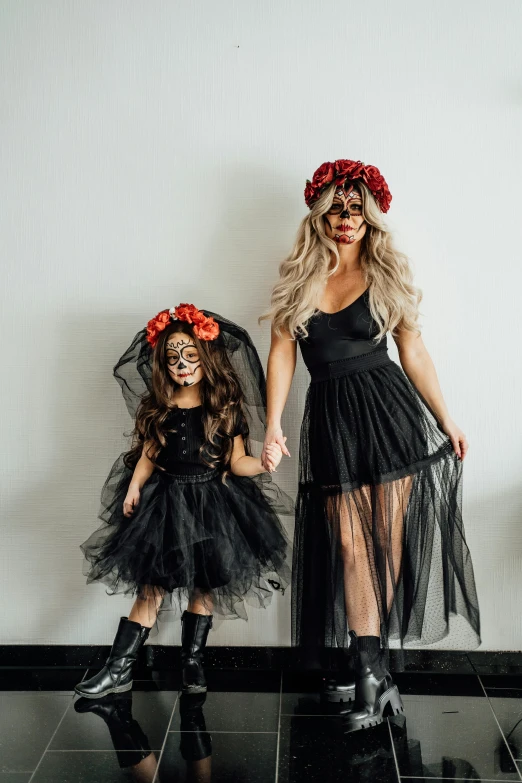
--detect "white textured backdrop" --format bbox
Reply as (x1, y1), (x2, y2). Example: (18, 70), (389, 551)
(1, 0), (521, 648)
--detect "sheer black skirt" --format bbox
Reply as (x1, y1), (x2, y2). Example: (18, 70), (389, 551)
(292, 348), (481, 659)
(81, 458), (291, 621)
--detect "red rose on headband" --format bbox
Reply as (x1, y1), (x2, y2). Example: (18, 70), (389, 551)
(311, 161), (335, 189)
(304, 180), (317, 205)
(335, 159), (364, 181)
(194, 316), (220, 341)
(146, 310), (171, 346)
(174, 303), (206, 325)
(304, 158), (392, 213)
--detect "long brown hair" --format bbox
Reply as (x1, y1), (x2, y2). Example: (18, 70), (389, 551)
(124, 321), (249, 471)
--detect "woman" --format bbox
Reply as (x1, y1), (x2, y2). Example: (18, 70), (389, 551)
(260, 159), (481, 732)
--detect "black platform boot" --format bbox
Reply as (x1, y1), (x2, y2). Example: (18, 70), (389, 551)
(341, 632), (404, 732)
(75, 617), (150, 699)
(181, 611), (213, 695)
(321, 646), (355, 704)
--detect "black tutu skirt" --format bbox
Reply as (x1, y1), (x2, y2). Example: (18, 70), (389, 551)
(81, 457), (291, 621)
(293, 348), (481, 657)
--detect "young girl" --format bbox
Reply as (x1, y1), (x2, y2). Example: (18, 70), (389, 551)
(75, 304), (291, 699)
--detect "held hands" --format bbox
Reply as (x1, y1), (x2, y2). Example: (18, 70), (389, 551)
(123, 484), (140, 517)
(441, 417), (469, 461)
(261, 425), (291, 473)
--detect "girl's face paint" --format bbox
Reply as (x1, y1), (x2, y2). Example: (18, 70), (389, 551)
(324, 183), (367, 245)
(165, 333), (205, 387)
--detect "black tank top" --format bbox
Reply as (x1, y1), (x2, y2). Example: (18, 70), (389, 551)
(298, 288), (387, 372)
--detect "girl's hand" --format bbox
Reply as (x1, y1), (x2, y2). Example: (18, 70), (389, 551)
(264, 442), (283, 473)
(441, 418), (469, 461)
(123, 485), (140, 517)
(262, 425), (290, 471)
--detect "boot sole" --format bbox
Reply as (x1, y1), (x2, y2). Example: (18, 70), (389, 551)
(74, 681), (133, 699)
(322, 688), (356, 704)
(343, 685), (404, 733)
(181, 684), (208, 695)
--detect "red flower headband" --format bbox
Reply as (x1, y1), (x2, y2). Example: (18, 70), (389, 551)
(146, 303), (220, 347)
(304, 159), (392, 213)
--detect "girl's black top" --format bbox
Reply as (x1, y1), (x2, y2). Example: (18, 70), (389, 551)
(155, 405), (249, 476)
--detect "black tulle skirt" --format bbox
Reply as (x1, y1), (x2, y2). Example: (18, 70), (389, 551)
(81, 457), (291, 621)
(292, 348), (481, 658)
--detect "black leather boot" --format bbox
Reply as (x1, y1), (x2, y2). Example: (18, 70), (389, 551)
(179, 692), (212, 762)
(75, 617), (150, 699)
(74, 693), (152, 768)
(341, 632), (404, 732)
(321, 646), (355, 704)
(181, 611), (213, 695)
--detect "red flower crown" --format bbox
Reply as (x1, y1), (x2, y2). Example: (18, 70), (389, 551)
(146, 303), (220, 347)
(304, 159), (392, 213)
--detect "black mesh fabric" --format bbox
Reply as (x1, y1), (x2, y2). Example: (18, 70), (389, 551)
(293, 294), (481, 660)
(80, 310), (293, 621)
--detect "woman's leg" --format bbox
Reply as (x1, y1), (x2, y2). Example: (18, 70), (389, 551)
(336, 475), (413, 637)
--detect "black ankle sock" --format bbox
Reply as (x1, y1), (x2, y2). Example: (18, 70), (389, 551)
(357, 636), (382, 654)
(356, 636), (387, 678)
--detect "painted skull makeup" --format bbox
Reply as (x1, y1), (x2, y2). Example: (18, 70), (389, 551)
(324, 182), (366, 245)
(166, 334), (204, 387)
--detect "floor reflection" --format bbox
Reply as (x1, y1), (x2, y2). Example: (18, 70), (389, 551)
(74, 693), (159, 780)
(74, 691), (213, 782)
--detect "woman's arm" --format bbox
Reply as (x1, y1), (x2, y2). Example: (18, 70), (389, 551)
(392, 327), (468, 460)
(261, 326), (297, 469)
(230, 435), (283, 476)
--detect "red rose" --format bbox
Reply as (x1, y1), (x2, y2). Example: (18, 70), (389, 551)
(174, 303), (205, 325)
(304, 181), (317, 206)
(194, 316), (220, 341)
(311, 162), (335, 189)
(146, 309), (171, 346)
(335, 159), (364, 180)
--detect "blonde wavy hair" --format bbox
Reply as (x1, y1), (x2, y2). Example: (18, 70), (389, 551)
(261, 180), (422, 342)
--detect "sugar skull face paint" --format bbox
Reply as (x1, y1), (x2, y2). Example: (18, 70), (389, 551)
(324, 182), (367, 245)
(166, 333), (204, 387)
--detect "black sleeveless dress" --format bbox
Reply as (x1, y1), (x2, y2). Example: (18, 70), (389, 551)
(80, 405), (291, 621)
(293, 288), (480, 658)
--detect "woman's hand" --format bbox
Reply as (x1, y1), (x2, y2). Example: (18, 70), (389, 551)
(261, 425), (290, 472)
(123, 484), (140, 517)
(441, 418), (469, 461)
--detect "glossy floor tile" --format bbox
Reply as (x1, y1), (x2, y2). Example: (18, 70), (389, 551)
(390, 694), (521, 780)
(50, 691), (177, 751)
(169, 688), (281, 733)
(487, 692), (522, 762)
(0, 692), (72, 774)
(30, 750), (161, 782)
(3, 665), (522, 781)
(160, 730), (278, 783)
(278, 715), (399, 783)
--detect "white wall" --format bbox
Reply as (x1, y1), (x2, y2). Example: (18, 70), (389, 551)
(1, 0), (521, 648)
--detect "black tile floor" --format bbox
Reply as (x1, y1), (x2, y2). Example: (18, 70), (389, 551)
(1, 661), (522, 782)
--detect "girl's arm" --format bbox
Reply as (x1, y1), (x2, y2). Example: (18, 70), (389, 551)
(129, 441), (156, 488)
(261, 325), (297, 468)
(230, 435), (283, 477)
(393, 327), (469, 460)
(123, 441), (156, 517)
